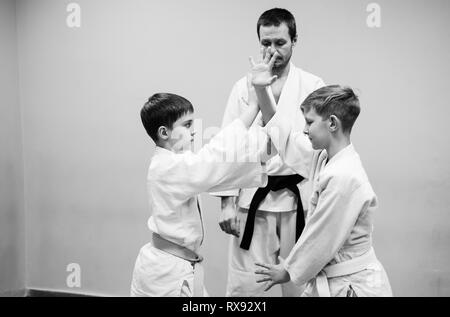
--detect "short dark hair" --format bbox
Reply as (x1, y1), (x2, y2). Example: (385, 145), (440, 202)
(140, 93), (194, 142)
(301, 85), (360, 133)
(257, 8), (297, 42)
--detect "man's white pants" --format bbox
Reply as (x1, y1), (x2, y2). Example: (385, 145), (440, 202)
(226, 208), (304, 297)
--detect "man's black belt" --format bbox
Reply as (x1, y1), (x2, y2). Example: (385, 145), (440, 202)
(240, 174), (305, 250)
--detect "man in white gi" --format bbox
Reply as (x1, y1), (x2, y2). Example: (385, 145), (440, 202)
(212, 8), (324, 296)
(249, 58), (393, 296)
(131, 91), (273, 297)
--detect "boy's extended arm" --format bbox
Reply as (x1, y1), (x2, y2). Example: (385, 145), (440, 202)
(283, 179), (374, 287)
(254, 178), (373, 289)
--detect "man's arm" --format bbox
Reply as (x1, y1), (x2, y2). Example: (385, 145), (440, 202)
(162, 118), (268, 201)
(219, 196), (239, 238)
(249, 52), (279, 124)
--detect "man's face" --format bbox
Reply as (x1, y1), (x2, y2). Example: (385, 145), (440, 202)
(302, 108), (330, 150)
(259, 22), (296, 71)
(167, 112), (195, 152)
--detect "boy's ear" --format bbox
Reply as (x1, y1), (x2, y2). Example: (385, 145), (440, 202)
(329, 115), (339, 132)
(157, 126), (170, 140)
(292, 35), (298, 47)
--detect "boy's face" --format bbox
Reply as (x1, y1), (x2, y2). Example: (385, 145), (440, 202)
(167, 112), (195, 153)
(259, 22), (295, 71)
(303, 108), (331, 150)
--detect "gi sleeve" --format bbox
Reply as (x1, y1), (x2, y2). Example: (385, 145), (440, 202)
(210, 82), (245, 197)
(315, 78), (326, 90)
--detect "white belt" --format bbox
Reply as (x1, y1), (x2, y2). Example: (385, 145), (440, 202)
(316, 248), (377, 297)
(152, 233), (204, 297)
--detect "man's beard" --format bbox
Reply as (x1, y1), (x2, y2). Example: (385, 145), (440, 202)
(272, 57), (289, 73)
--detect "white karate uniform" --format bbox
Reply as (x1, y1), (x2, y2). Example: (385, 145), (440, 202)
(130, 119), (269, 297)
(212, 64), (325, 296)
(264, 111), (393, 297)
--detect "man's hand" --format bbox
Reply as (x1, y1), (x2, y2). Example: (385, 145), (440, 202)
(240, 73), (258, 111)
(255, 257), (291, 291)
(219, 197), (240, 238)
(249, 48), (280, 88)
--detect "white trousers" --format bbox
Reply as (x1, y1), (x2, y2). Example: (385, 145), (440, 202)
(226, 208), (304, 297)
(130, 243), (208, 297)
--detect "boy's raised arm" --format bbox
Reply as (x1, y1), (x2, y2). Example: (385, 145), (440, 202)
(238, 74), (261, 128)
(249, 50), (313, 178)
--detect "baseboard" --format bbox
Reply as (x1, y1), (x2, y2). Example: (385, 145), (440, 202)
(1, 287), (114, 297)
(0, 289), (27, 297)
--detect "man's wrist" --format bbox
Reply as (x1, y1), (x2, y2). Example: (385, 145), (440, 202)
(253, 85), (270, 91)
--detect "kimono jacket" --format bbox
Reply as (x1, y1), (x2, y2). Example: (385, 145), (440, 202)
(264, 108), (393, 297)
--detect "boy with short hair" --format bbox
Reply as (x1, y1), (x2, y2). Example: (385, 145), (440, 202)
(250, 57), (393, 296)
(130, 90), (271, 297)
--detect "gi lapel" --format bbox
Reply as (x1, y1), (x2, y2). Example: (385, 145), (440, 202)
(196, 195), (205, 246)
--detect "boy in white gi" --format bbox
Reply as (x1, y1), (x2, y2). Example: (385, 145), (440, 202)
(130, 91), (271, 297)
(212, 8), (324, 297)
(249, 57), (393, 296)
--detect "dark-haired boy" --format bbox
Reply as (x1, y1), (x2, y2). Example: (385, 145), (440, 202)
(130, 90), (272, 297)
(250, 58), (393, 296)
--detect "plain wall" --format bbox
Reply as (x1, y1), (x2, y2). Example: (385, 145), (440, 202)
(0, 0), (26, 296)
(14, 0), (450, 296)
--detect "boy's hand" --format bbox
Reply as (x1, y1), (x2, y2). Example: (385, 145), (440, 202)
(249, 48), (280, 88)
(255, 256), (291, 291)
(219, 197), (240, 238)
